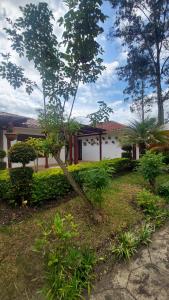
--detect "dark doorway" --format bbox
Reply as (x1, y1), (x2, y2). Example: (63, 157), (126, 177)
(78, 139), (82, 160)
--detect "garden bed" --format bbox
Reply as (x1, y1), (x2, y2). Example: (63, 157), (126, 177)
(1, 171), (169, 300)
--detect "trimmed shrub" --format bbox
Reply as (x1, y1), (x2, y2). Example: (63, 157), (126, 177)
(0, 170), (10, 201)
(9, 142), (36, 167)
(0, 150), (6, 170)
(0, 158), (134, 205)
(0, 162), (7, 170)
(0, 149), (6, 160)
(9, 167), (34, 206)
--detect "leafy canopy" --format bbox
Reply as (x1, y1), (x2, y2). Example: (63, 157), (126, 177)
(1, 1), (107, 154)
(109, 0), (169, 124)
(87, 101), (113, 126)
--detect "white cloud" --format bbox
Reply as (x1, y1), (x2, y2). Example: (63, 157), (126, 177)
(97, 61), (119, 87)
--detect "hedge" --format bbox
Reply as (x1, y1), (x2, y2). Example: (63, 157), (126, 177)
(0, 158), (134, 205)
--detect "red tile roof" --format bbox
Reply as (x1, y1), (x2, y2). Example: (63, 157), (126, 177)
(96, 121), (126, 132)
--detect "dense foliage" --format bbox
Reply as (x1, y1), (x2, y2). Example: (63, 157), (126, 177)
(138, 151), (164, 190)
(87, 101), (113, 126)
(81, 167), (110, 206)
(9, 167), (34, 206)
(0, 158), (134, 205)
(9, 142), (36, 167)
(109, 0), (169, 124)
(158, 182), (169, 203)
(0, 0), (106, 203)
(0, 149), (6, 160)
(0, 149), (6, 170)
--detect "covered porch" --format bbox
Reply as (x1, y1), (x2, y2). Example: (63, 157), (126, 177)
(69, 125), (106, 164)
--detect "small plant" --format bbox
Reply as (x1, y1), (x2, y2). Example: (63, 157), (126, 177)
(138, 151), (165, 191)
(152, 209), (169, 228)
(112, 231), (137, 260)
(81, 167), (110, 206)
(9, 142), (36, 167)
(136, 189), (161, 216)
(137, 223), (154, 245)
(34, 213), (96, 300)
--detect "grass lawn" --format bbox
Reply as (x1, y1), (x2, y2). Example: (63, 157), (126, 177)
(0, 171), (169, 300)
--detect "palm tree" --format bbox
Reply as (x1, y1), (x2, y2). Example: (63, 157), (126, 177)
(121, 118), (169, 156)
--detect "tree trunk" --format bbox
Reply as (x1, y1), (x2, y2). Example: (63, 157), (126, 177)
(54, 152), (93, 209)
(141, 80), (145, 122)
(156, 50), (164, 125)
(156, 73), (164, 125)
(149, 178), (156, 193)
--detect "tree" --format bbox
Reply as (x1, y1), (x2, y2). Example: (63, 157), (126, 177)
(117, 48), (153, 121)
(87, 101), (113, 126)
(121, 118), (168, 156)
(109, 0), (169, 125)
(0, 1), (106, 205)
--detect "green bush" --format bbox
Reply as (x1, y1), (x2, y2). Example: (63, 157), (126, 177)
(0, 162), (7, 170)
(136, 189), (161, 216)
(9, 167), (34, 206)
(0, 150), (6, 170)
(0, 158), (134, 205)
(0, 171), (10, 201)
(9, 142), (36, 167)
(158, 182), (169, 202)
(34, 213), (95, 300)
(121, 145), (132, 159)
(81, 167), (110, 206)
(0, 149), (6, 160)
(163, 153), (169, 165)
(138, 151), (165, 191)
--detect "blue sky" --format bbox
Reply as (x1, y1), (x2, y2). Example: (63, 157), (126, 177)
(0, 0), (164, 124)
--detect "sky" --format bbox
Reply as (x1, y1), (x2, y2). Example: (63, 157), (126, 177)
(0, 0), (167, 124)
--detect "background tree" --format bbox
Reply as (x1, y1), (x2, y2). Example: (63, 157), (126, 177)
(87, 101), (113, 126)
(121, 118), (168, 156)
(109, 0), (169, 125)
(118, 48), (153, 122)
(0, 1), (106, 204)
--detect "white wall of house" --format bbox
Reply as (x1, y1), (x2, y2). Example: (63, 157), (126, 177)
(80, 132), (123, 161)
(2, 128), (65, 168)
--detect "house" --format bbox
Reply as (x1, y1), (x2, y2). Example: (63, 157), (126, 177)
(76, 121), (130, 162)
(0, 112), (135, 168)
(0, 112), (61, 168)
